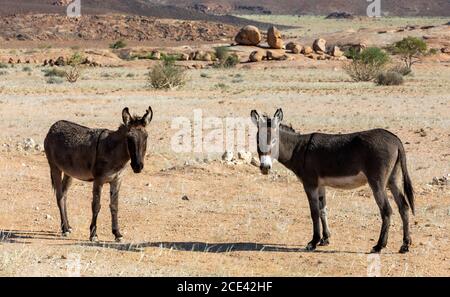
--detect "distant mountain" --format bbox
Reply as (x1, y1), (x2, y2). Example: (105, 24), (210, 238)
(4, 0), (449, 18)
(0, 0), (272, 28)
(149, 0), (450, 16)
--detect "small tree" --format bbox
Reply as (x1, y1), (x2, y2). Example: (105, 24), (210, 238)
(389, 37), (427, 70)
(344, 47), (390, 81)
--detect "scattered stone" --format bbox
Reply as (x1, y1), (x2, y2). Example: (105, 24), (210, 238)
(54, 56), (65, 66)
(430, 175), (449, 186)
(286, 42), (302, 54)
(415, 128), (427, 137)
(267, 26), (283, 49)
(302, 46), (313, 55)
(182, 195), (189, 201)
(313, 38), (327, 53)
(330, 45), (343, 57)
(151, 51), (161, 60)
(250, 156), (259, 167)
(180, 53), (190, 61)
(291, 44), (303, 54)
(22, 138), (35, 151)
(249, 50), (265, 62)
(266, 51), (289, 61)
(45, 214), (53, 220)
(237, 150), (252, 164)
(285, 42), (297, 51)
(222, 151), (233, 162)
(235, 25), (261, 46)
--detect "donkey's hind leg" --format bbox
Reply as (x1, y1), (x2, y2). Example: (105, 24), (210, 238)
(388, 166), (411, 253)
(368, 179), (393, 253)
(62, 174), (73, 233)
(318, 187), (331, 246)
(50, 165), (70, 235)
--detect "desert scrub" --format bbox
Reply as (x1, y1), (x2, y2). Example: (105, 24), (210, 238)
(43, 68), (66, 78)
(46, 77), (64, 84)
(67, 52), (85, 66)
(65, 67), (81, 83)
(344, 47), (390, 81)
(375, 71), (404, 86)
(147, 58), (186, 89)
(389, 63), (412, 76)
(110, 39), (127, 49)
(22, 66), (32, 72)
(213, 47), (240, 68)
(0, 70), (7, 75)
(0, 63), (8, 69)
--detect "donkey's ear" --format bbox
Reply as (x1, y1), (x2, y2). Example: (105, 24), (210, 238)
(273, 108), (283, 123)
(122, 107), (132, 126)
(142, 106), (153, 126)
(250, 110), (260, 126)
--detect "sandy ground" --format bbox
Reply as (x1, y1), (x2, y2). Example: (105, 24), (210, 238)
(0, 56), (449, 276)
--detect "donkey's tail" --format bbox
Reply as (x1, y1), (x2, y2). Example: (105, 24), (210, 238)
(398, 144), (415, 215)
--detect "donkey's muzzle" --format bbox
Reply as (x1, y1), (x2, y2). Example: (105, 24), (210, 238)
(260, 166), (270, 175)
(131, 162), (144, 173)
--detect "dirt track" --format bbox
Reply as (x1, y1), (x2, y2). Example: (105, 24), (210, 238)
(0, 56), (449, 276)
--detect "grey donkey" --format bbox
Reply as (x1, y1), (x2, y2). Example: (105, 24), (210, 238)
(251, 108), (415, 253)
(44, 106), (153, 242)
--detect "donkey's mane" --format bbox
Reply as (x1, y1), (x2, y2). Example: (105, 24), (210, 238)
(280, 123), (298, 134)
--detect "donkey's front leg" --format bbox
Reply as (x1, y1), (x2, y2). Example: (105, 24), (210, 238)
(110, 179), (123, 242)
(304, 185), (321, 251)
(89, 181), (103, 242)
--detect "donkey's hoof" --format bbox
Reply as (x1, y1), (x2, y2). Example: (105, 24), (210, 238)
(62, 231), (70, 237)
(305, 243), (317, 251)
(68, 227), (73, 233)
(319, 238), (330, 246)
(399, 245), (409, 254)
(370, 245), (382, 253)
(115, 236), (123, 243)
(89, 236), (98, 242)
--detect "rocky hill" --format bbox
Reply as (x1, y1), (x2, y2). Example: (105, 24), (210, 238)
(0, 14), (237, 43)
(152, 0), (450, 16)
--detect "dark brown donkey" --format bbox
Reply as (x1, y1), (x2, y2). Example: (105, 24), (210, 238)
(44, 106), (153, 242)
(251, 108), (415, 253)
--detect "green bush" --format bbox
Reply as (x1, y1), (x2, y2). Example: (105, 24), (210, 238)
(0, 63), (8, 69)
(43, 68), (66, 77)
(110, 40), (127, 49)
(375, 71), (404, 86)
(46, 77), (64, 84)
(388, 36), (427, 70)
(213, 47), (239, 68)
(67, 52), (85, 66)
(344, 47), (390, 81)
(22, 66), (32, 72)
(148, 60), (186, 89)
(0, 70), (7, 75)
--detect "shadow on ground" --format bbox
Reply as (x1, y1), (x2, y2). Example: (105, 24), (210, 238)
(70, 241), (369, 254)
(0, 229), (69, 243)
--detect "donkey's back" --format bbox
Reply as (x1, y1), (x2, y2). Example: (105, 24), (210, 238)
(44, 120), (103, 181)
